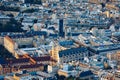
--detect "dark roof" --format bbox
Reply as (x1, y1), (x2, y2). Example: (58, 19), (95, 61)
(33, 56), (57, 62)
(0, 58), (7, 64)
(1, 64), (11, 68)
(59, 40), (74, 46)
(26, 31), (47, 36)
(70, 33), (80, 36)
(20, 64), (43, 69)
(67, 32), (92, 36)
(49, 34), (58, 38)
(7, 58), (30, 64)
(89, 44), (120, 54)
(9, 31), (47, 38)
(33, 56), (51, 61)
(79, 70), (93, 78)
(48, 27), (55, 30)
(59, 47), (87, 57)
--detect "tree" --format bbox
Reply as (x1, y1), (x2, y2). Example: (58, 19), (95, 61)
(0, 18), (25, 32)
(0, 5), (20, 11)
(0, 45), (15, 59)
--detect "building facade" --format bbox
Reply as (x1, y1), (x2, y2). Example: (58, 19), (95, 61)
(4, 36), (18, 57)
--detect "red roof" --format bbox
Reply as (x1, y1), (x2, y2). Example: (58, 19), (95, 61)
(33, 56), (57, 62)
(20, 64), (43, 69)
(33, 56), (51, 61)
(7, 58), (30, 64)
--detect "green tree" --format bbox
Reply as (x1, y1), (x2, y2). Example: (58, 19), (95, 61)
(0, 45), (15, 59)
(0, 18), (25, 32)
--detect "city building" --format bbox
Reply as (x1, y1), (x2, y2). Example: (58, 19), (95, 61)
(79, 70), (94, 80)
(4, 36), (18, 58)
(51, 45), (88, 64)
(59, 19), (65, 37)
(58, 64), (78, 77)
(1, 0), (120, 79)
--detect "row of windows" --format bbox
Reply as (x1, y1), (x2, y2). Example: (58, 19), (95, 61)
(60, 57), (84, 63)
(61, 53), (87, 57)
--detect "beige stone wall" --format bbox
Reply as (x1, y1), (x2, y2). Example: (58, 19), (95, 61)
(58, 70), (68, 77)
(13, 37), (33, 46)
(4, 36), (15, 55)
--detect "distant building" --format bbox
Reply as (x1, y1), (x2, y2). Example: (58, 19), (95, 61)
(100, 73), (115, 80)
(58, 64), (77, 77)
(59, 0), (65, 2)
(19, 0), (25, 3)
(106, 3), (119, 10)
(89, 55), (107, 69)
(0, 58), (45, 74)
(4, 31), (47, 48)
(51, 46), (88, 64)
(59, 19), (65, 37)
(13, 74), (43, 80)
(59, 47), (88, 63)
(58, 69), (77, 77)
(107, 51), (120, 68)
(33, 56), (57, 66)
(19, 64), (44, 72)
(23, 0), (42, 4)
(36, 71), (56, 80)
(88, 44), (120, 55)
(79, 70), (94, 80)
(0, 55), (57, 74)
(89, 0), (107, 3)
(0, 15), (10, 24)
(4, 36), (18, 58)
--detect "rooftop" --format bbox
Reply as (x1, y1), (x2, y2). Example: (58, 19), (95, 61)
(79, 70), (93, 78)
(91, 44), (120, 53)
(19, 64), (43, 69)
(59, 47), (87, 57)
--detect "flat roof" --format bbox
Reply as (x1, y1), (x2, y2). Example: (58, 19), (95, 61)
(89, 44), (120, 53)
